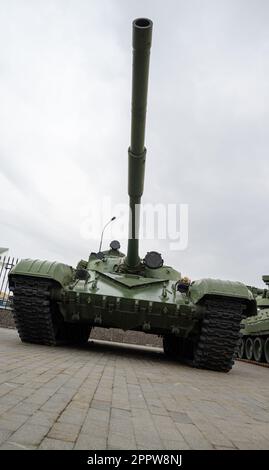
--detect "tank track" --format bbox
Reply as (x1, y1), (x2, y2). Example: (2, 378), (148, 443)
(192, 297), (245, 372)
(11, 277), (57, 346)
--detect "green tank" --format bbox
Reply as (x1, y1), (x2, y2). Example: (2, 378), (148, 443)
(8, 18), (256, 372)
(238, 276), (269, 363)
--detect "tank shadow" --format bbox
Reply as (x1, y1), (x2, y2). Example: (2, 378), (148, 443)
(80, 338), (166, 362)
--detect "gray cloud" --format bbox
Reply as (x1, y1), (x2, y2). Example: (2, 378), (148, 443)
(0, 0), (269, 287)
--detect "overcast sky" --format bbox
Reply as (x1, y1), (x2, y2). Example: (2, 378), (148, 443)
(0, 0), (269, 287)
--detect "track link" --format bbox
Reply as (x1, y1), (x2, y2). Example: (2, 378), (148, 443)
(192, 297), (245, 372)
(11, 277), (57, 345)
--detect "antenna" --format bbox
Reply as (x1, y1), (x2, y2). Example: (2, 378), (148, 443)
(98, 217), (116, 253)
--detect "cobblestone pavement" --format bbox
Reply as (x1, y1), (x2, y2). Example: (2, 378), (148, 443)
(0, 327), (268, 450)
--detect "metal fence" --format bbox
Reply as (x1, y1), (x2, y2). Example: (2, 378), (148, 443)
(0, 256), (18, 309)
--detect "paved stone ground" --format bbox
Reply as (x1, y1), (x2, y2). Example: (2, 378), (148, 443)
(0, 327), (268, 450)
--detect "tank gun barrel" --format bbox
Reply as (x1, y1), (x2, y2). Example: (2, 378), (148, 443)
(126, 18), (153, 269)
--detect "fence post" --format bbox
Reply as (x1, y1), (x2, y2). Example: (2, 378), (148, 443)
(0, 257), (19, 310)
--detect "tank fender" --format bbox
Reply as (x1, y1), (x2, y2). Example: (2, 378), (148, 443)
(189, 278), (256, 316)
(9, 259), (74, 287)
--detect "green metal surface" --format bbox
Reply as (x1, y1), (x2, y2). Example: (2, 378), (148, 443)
(241, 276), (269, 337)
(10, 259), (73, 287)
(242, 310), (269, 336)
(126, 18), (153, 270)
(189, 278), (253, 304)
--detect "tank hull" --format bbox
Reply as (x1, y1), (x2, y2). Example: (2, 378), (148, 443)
(238, 309), (269, 364)
(9, 257), (255, 372)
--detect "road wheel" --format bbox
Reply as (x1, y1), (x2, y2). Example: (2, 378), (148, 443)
(264, 337), (269, 364)
(163, 335), (180, 359)
(65, 324), (92, 345)
(163, 335), (194, 361)
(245, 337), (253, 360)
(253, 337), (265, 363)
(238, 338), (245, 359)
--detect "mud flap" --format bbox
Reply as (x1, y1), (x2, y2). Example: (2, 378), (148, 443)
(9, 259), (73, 288)
(189, 278), (256, 317)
